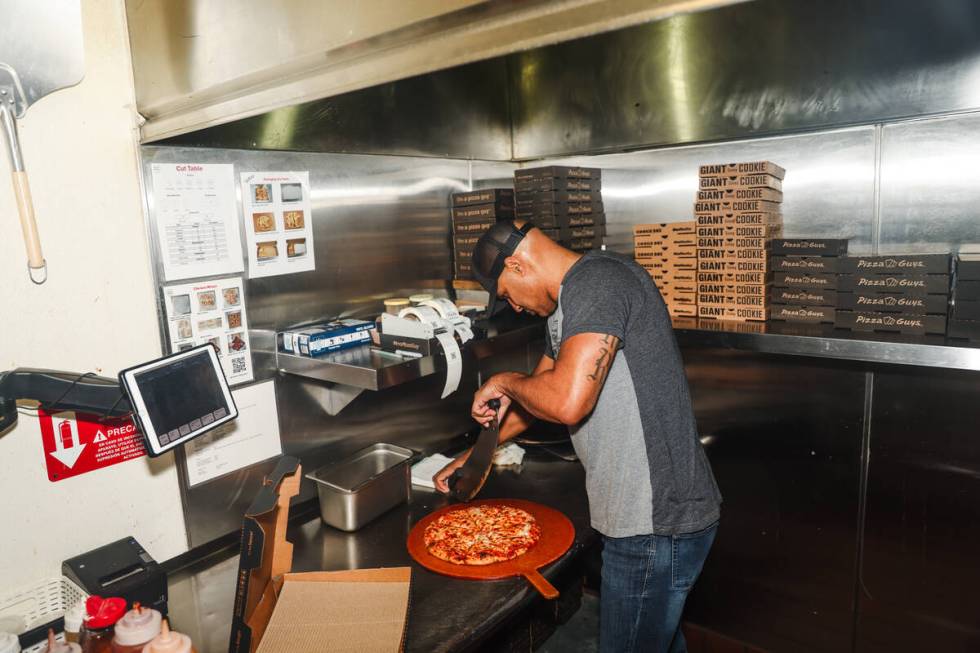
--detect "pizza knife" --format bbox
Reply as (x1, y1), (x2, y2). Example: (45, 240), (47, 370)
(448, 398), (500, 502)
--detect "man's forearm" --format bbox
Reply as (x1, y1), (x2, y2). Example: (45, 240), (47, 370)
(497, 404), (536, 443)
(496, 370), (570, 423)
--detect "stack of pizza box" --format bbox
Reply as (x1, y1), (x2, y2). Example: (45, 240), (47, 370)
(694, 161), (785, 321)
(450, 188), (514, 281)
(634, 222), (697, 318)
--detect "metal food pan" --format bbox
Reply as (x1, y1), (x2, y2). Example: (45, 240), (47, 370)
(306, 443), (415, 531)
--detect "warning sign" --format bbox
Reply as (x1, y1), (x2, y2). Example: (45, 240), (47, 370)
(39, 410), (147, 482)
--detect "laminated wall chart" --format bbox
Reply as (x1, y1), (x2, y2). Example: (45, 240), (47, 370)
(150, 163), (245, 281)
(240, 171), (316, 278)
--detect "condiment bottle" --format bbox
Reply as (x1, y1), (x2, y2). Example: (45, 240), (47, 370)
(80, 596), (126, 653)
(140, 621), (196, 653)
(0, 632), (20, 653)
(64, 601), (86, 644)
(43, 628), (82, 653)
(110, 603), (161, 653)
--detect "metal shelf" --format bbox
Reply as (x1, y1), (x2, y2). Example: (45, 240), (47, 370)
(276, 320), (546, 390)
(276, 346), (441, 391)
(672, 319), (980, 372)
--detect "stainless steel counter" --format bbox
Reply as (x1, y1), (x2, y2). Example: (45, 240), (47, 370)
(166, 449), (593, 653)
(672, 319), (980, 371)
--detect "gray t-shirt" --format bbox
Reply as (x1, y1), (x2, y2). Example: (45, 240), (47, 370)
(546, 251), (721, 537)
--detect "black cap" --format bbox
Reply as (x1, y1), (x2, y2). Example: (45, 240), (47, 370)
(471, 221), (536, 315)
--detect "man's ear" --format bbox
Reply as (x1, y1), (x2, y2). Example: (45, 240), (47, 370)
(503, 256), (524, 276)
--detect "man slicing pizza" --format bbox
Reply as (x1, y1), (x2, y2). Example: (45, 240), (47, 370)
(434, 221), (722, 653)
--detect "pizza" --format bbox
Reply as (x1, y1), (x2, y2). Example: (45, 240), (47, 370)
(423, 505), (541, 566)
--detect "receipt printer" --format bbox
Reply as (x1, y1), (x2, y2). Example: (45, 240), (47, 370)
(63, 537), (167, 615)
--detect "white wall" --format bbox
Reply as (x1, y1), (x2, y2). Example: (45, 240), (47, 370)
(0, 0), (187, 591)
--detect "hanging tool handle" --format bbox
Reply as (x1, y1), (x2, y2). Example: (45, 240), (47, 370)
(1, 102), (45, 283)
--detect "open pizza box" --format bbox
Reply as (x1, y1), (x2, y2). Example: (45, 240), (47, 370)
(229, 456), (411, 653)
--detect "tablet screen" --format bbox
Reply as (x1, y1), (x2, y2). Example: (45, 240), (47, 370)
(121, 345), (237, 456)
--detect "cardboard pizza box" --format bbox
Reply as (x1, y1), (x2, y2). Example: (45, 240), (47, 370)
(699, 161), (786, 179)
(453, 234), (482, 250)
(956, 254), (980, 280)
(515, 165), (601, 181)
(516, 190), (600, 205)
(835, 310), (946, 335)
(565, 213), (606, 227)
(773, 272), (841, 290)
(697, 248), (769, 264)
(667, 304), (698, 318)
(515, 201), (604, 220)
(770, 239), (848, 257)
(837, 273), (950, 295)
(697, 282), (769, 297)
(769, 287), (837, 307)
(947, 318), (980, 341)
(515, 176), (602, 193)
(769, 255), (842, 274)
(451, 203), (514, 222)
(953, 279), (980, 301)
(696, 186), (783, 203)
(697, 316), (768, 332)
(698, 270), (771, 286)
(452, 218), (496, 234)
(633, 222), (697, 237)
(697, 304), (768, 321)
(838, 291), (949, 315)
(697, 224), (781, 239)
(694, 199), (782, 215)
(698, 173), (783, 192)
(452, 188), (513, 207)
(229, 457), (411, 653)
(696, 212), (783, 228)
(697, 258), (771, 274)
(840, 254), (951, 275)
(951, 298), (980, 321)
(769, 304), (835, 324)
(697, 292), (768, 309)
(649, 267), (697, 281)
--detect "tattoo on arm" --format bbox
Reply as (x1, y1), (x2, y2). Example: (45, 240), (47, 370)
(587, 336), (615, 382)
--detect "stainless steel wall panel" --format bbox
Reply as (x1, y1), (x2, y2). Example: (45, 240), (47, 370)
(857, 369), (980, 652)
(878, 112), (980, 254)
(536, 127), (877, 254)
(140, 146), (515, 546)
(510, 0), (980, 159)
(159, 60), (514, 161)
(682, 349), (865, 653)
(129, 0), (744, 142)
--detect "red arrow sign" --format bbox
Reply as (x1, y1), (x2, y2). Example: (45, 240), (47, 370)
(39, 410), (146, 482)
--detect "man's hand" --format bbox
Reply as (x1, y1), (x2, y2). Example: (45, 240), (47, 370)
(433, 448), (470, 494)
(471, 373), (520, 427)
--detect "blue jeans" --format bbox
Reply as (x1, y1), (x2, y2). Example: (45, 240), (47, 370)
(599, 522), (718, 653)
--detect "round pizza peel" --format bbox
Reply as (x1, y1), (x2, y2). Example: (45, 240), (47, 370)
(407, 498), (575, 599)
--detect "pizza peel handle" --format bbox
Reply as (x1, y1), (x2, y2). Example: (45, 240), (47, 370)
(523, 569), (558, 600)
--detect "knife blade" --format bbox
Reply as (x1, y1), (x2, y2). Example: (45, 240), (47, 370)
(448, 398), (500, 502)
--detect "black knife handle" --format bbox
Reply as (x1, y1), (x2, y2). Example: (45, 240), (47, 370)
(488, 398), (501, 411)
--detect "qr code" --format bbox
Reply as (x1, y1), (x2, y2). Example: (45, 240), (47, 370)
(231, 357), (247, 375)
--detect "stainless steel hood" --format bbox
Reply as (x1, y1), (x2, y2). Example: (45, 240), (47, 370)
(126, 0), (747, 142)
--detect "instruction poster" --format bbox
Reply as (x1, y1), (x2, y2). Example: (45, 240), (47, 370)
(39, 410), (146, 482)
(150, 163), (245, 281)
(162, 276), (254, 385)
(240, 171), (316, 278)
